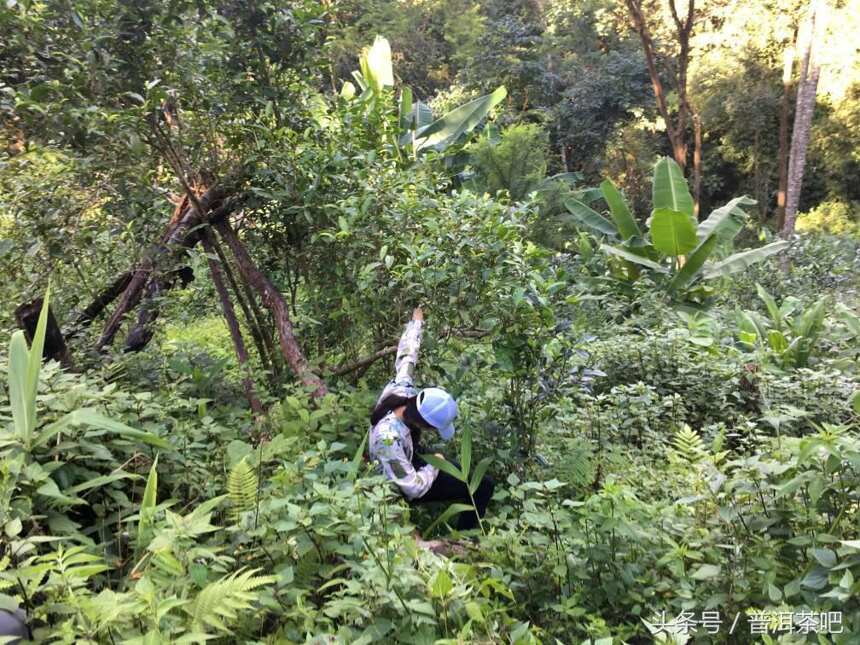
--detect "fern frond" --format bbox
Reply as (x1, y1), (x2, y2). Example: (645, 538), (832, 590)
(227, 457), (258, 522)
(187, 567), (276, 634)
(670, 425), (706, 463)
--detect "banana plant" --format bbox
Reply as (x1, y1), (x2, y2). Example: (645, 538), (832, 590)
(562, 157), (789, 294)
(735, 284), (829, 368)
(344, 35), (507, 158)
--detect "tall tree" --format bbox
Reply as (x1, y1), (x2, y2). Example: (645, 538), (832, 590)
(782, 0), (826, 239)
(624, 0), (704, 215)
(775, 34), (796, 230)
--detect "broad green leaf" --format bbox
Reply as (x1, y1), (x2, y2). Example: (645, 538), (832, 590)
(600, 180), (641, 240)
(60, 409), (170, 449)
(469, 457), (492, 496)
(26, 289), (51, 414)
(138, 455), (159, 551)
(8, 331), (32, 441)
(69, 471), (137, 494)
(413, 86), (506, 153)
(652, 156), (694, 218)
(340, 81), (356, 99)
(668, 233), (718, 292)
(461, 425), (471, 480)
(697, 196), (755, 242)
(413, 101), (433, 130)
(691, 563), (721, 580)
(424, 503), (474, 535)
(650, 208), (698, 257)
(431, 569), (453, 597)
(756, 284), (782, 329)
(420, 453), (465, 481)
(350, 432), (369, 481)
(702, 241), (789, 279)
(562, 198), (617, 237)
(361, 36), (393, 91)
(398, 86), (413, 131)
(600, 244), (669, 273)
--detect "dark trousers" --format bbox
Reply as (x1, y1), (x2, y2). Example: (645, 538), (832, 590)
(411, 454), (494, 530)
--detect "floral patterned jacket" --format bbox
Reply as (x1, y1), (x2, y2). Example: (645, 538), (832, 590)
(367, 319), (439, 499)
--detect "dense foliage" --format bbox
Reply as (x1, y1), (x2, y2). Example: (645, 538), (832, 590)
(1, 0), (858, 643)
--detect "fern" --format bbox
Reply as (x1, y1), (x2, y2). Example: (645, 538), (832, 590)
(187, 567), (276, 633)
(558, 439), (594, 489)
(227, 457), (258, 522)
(670, 425), (706, 463)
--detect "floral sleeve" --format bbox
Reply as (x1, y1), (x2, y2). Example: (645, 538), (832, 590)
(374, 422), (438, 499)
(393, 319), (423, 385)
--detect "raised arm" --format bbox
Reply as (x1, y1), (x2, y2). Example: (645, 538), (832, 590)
(393, 307), (424, 385)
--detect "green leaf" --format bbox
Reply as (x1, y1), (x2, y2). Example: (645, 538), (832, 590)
(138, 455), (159, 551)
(756, 283), (782, 329)
(430, 569), (453, 598)
(69, 471), (137, 494)
(460, 425), (472, 480)
(652, 157), (694, 218)
(697, 196), (755, 242)
(413, 86), (507, 153)
(8, 331), (32, 441)
(801, 567), (829, 590)
(398, 86), (413, 131)
(350, 432), (369, 481)
(600, 179), (641, 240)
(58, 409), (170, 448)
(420, 453), (465, 481)
(702, 241), (789, 279)
(650, 208), (698, 257)
(691, 563), (721, 580)
(668, 233), (718, 292)
(424, 503), (475, 535)
(812, 548), (837, 568)
(562, 198), (617, 237)
(600, 244), (669, 273)
(361, 36), (393, 92)
(469, 457), (492, 496)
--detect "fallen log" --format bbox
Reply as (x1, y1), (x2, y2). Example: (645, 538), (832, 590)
(96, 185), (225, 350)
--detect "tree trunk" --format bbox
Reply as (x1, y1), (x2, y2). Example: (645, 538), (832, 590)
(215, 220), (327, 398)
(15, 298), (74, 370)
(776, 38), (796, 230)
(200, 228), (265, 416)
(782, 0), (824, 241)
(209, 231), (279, 384)
(625, 0), (696, 172)
(692, 111), (702, 219)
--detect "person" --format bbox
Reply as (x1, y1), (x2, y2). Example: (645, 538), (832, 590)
(368, 307), (494, 531)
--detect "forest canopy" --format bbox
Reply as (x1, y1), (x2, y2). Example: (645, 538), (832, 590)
(0, 0), (858, 642)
